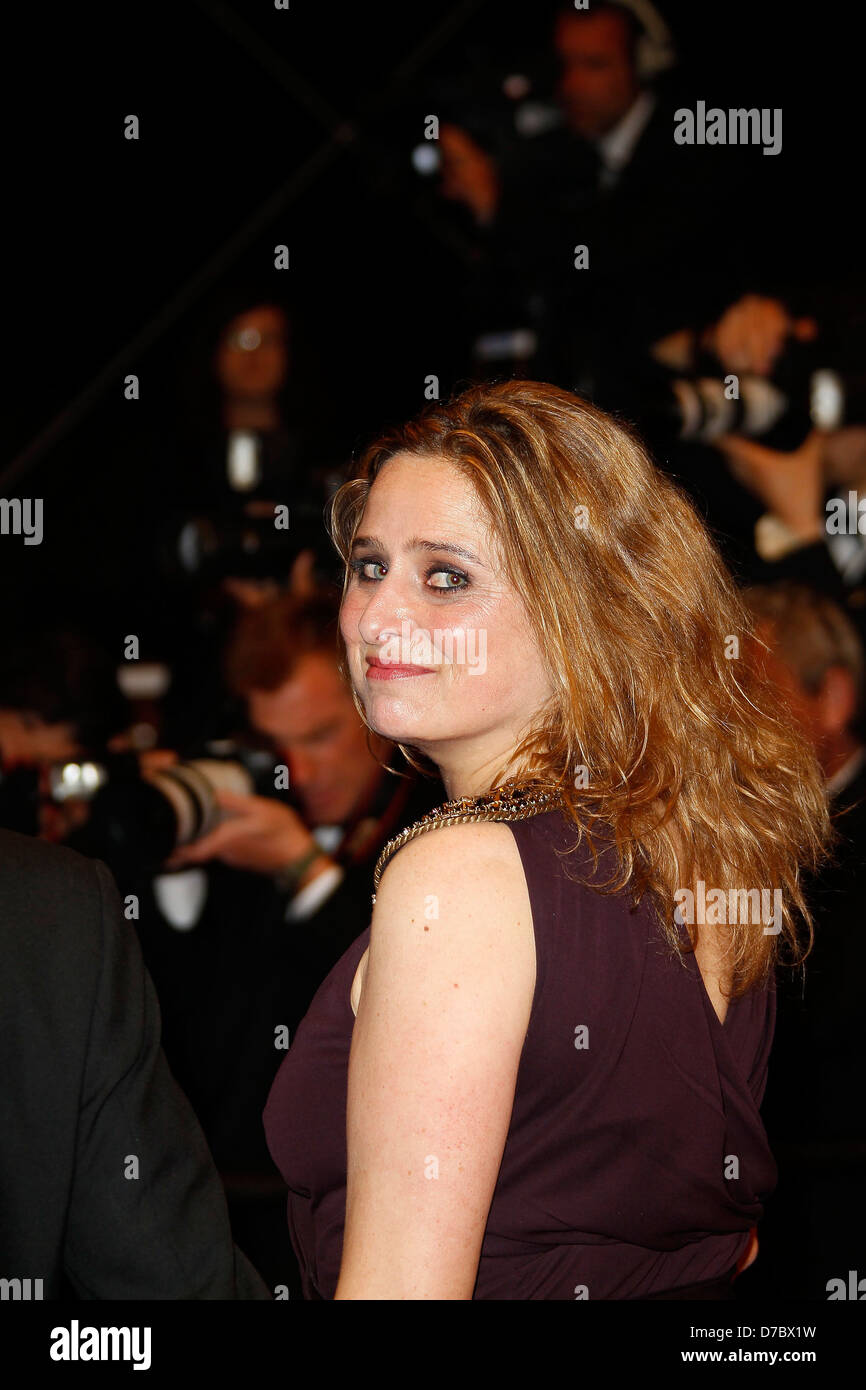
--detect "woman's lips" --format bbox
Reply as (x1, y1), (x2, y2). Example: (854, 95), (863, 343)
(365, 659), (435, 681)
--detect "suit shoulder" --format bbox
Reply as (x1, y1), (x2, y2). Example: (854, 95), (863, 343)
(0, 825), (103, 883)
(0, 829), (113, 941)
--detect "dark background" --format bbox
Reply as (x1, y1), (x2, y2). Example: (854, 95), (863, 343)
(4, 0), (863, 631)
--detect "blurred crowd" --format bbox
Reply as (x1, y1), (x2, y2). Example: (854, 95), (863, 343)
(1, 1), (863, 1298)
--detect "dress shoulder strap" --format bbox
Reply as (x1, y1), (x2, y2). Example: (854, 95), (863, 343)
(371, 783), (566, 903)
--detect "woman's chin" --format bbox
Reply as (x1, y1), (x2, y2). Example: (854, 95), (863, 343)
(363, 700), (432, 746)
(369, 716), (427, 745)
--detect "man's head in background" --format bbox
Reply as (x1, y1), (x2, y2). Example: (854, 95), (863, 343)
(554, 1), (643, 139)
(225, 590), (391, 826)
(743, 583), (866, 781)
(214, 303), (290, 405)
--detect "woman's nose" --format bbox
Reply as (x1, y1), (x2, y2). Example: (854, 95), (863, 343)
(356, 570), (416, 645)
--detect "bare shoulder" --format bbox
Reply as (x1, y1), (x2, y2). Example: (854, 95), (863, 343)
(352, 824), (532, 1019)
(361, 819), (534, 1001)
(340, 825), (538, 1296)
(376, 819), (530, 917)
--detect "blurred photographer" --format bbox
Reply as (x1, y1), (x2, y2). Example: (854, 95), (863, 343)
(644, 291), (866, 593)
(136, 285), (349, 754)
(429, 1), (750, 387)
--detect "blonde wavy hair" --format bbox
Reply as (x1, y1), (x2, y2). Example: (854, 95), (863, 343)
(327, 380), (833, 996)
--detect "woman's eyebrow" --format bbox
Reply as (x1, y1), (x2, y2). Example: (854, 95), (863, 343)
(350, 535), (487, 567)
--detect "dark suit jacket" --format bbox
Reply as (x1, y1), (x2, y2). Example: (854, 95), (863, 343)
(0, 828), (270, 1299)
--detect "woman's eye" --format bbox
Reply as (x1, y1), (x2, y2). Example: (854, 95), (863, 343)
(429, 570), (468, 592)
(348, 558), (469, 594)
(350, 559), (386, 581)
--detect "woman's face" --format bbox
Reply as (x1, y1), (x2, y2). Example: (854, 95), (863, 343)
(339, 452), (554, 791)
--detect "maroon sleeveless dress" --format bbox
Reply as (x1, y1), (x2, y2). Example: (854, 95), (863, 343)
(264, 809), (777, 1299)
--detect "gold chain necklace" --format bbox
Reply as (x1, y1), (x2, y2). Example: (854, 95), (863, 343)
(371, 781), (567, 904)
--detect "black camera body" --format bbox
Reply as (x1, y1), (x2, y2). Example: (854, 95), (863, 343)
(55, 743), (295, 874)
